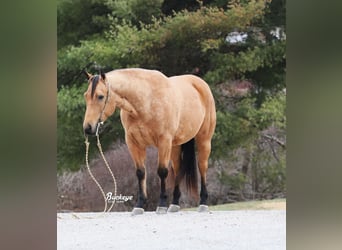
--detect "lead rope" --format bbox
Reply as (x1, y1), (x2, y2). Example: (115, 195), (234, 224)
(95, 123), (117, 213)
(85, 136), (107, 214)
(79, 125), (117, 219)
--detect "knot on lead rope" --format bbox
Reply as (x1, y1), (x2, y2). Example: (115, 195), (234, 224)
(95, 121), (104, 137)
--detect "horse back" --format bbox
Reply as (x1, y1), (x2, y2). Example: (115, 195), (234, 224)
(168, 74), (215, 115)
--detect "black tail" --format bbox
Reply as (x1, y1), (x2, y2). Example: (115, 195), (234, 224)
(179, 138), (198, 197)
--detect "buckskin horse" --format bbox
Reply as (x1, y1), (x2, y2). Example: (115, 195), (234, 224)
(83, 68), (216, 215)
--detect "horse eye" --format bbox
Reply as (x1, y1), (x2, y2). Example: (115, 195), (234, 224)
(98, 95), (104, 100)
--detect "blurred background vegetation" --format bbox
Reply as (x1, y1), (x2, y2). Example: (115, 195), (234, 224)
(57, 0), (286, 211)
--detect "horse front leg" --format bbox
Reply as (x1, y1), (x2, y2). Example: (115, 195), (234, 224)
(126, 139), (147, 215)
(156, 139), (172, 214)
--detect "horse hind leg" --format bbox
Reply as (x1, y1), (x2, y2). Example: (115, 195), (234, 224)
(167, 145), (181, 213)
(168, 139), (199, 212)
(156, 138), (172, 214)
(196, 137), (212, 212)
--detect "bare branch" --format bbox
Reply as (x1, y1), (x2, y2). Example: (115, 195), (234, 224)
(267, 139), (280, 162)
(262, 134), (286, 149)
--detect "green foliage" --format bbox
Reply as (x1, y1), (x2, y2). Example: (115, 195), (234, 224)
(57, 0), (286, 196)
(106, 0), (163, 26)
(58, 0), (272, 86)
(214, 89), (286, 197)
(213, 91), (285, 159)
(251, 141), (286, 195)
(220, 171), (247, 190)
(57, 0), (112, 48)
(57, 39), (120, 88)
(57, 84), (125, 171)
(204, 41), (285, 84)
(260, 159), (286, 194)
(161, 0), (204, 15)
(57, 85), (87, 171)
(213, 110), (255, 158)
(256, 91), (286, 129)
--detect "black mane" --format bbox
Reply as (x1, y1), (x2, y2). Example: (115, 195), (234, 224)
(90, 75), (99, 98)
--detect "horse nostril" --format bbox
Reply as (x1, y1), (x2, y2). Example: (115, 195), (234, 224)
(84, 124), (92, 135)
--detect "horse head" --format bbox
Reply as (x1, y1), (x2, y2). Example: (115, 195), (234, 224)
(83, 71), (114, 135)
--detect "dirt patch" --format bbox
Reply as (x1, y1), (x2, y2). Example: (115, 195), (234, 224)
(257, 201), (286, 210)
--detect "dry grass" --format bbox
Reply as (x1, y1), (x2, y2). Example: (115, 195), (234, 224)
(58, 143), (200, 212)
(184, 198), (286, 211)
(57, 141), (285, 212)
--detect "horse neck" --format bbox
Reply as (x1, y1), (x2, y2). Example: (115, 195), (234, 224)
(107, 74), (150, 116)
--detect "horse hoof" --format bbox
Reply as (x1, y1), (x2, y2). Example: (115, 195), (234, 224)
(156, 206), (168, 214)
(198, 205), (209, 213)
(131, 207), (144, 216)
(167, 204), (180, 213)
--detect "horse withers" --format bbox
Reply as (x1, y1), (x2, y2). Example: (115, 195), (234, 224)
(83, 68), (216, 214)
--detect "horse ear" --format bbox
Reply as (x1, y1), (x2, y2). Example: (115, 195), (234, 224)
(83, 70), (92, 80)
(100, 70), (106, 81)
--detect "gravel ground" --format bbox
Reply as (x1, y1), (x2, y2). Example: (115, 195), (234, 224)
(57, 210), (285, 250)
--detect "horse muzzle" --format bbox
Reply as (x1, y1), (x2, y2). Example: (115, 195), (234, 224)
(84, 122), (103, 136)
(84, 123), (95, 135)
